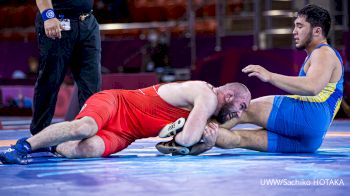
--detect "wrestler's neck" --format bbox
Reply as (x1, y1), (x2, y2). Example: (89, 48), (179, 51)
(305, 39), (328, 54)
(213, 88), (224, 115)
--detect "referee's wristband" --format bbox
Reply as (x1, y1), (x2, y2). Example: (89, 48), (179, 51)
(41, 8), (56, 21)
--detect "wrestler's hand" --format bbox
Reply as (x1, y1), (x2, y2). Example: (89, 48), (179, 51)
(242, 64), (272, 82)
(202, 122), (219, 148)
(44, 18), (64, 39)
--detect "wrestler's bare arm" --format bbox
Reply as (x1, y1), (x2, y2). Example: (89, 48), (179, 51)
(242, 48), (340, 96)
(159, 81), (218, 147)
(188, 119), (247, 155)
(177, 83), (217, 147)
(188, 122), (219, 155)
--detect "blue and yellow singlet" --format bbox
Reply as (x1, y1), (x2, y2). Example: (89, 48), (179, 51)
(266, 44), (344, 153)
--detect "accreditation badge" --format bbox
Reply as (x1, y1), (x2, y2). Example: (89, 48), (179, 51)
(60, 19), (71, 31)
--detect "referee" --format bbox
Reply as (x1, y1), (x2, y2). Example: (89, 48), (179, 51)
(31, 0), (101, 135)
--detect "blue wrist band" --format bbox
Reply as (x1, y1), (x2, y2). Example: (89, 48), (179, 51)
(41, 8), (56, 21)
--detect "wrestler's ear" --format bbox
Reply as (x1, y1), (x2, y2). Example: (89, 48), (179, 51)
(225, 93), (234, 103)
(313, 26), (322, 37)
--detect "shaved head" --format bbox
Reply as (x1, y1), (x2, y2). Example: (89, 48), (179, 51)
(221, 82), (251, 100)
(216, 82), (251, 123)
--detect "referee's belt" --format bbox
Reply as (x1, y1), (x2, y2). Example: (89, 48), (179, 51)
(55, 10), (93, 21)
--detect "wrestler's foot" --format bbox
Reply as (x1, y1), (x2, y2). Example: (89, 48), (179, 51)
(158, 118), (186, 138)
(156, 139), (190, 155)
(0, 137), (31, 165)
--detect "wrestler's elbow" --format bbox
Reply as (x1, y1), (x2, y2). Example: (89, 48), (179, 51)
(299, 86), (321, 96)
(308, 88), (322, 96)
(308, 84), (323, 95)
(304, 81), (324, 96)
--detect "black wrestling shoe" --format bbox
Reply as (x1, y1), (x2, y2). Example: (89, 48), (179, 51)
(156, 139), (190, 155)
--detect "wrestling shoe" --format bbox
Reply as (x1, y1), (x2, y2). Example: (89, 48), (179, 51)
(156, 139), (190, 155)
(158, 118), (186, 138)
(0, 137), (31, 164)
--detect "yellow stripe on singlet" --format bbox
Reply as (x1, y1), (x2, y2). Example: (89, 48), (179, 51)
(287, 83), (336, 102)
(332, 98), (342, 120)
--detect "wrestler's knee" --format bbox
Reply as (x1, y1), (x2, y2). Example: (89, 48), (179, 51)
(70, 117), (98, 139)
(56, 141), (78, 158)
(77, 137), (105, 158)
(242, 96), (274, 125)
(58, 137), (104, 158)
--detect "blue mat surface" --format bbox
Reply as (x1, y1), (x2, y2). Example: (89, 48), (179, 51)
(0, 121), (349, 196)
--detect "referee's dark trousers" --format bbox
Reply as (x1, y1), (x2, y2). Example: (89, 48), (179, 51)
(30, 12), (101, 135)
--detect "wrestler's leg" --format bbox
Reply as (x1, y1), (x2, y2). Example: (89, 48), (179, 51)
(156, 126), (268, 155)
(0, 116), (99, 164)
(216, 127), (319, 153)
(57, 129), (133, 158)
(216, 127), (268, 151)
(56, 135), (105, 158)
(27, 116), (98, 151)
(220, 96), (275, 129)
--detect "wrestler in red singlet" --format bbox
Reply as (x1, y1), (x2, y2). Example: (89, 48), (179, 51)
(75, 84), (190, 156)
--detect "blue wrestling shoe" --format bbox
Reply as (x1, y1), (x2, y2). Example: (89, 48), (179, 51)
(158, 118), (186, 138)
(0, 137), (31, 165)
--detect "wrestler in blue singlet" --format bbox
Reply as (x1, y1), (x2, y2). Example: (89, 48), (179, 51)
(266, 44), (344, 152)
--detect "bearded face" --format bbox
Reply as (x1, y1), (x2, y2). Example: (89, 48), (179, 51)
(295, 30), (313, 50)
(293, 16), (314, 51)
(215, 103), (239, 124)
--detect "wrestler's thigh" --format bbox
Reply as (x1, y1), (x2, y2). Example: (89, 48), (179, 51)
(248, 96), (275, 127)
